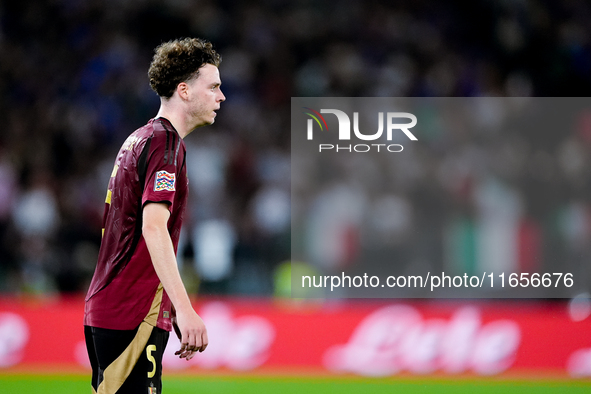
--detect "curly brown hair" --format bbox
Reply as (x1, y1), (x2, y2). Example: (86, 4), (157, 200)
(148, 38), (221, 98)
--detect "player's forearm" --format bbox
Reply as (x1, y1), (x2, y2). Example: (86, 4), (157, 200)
(143, 223), (193, 315)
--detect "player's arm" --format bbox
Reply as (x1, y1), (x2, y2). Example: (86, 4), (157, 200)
(142, 202), (208, 360)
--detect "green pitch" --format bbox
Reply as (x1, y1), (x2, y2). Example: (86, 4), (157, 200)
(1, 374), (590, 394)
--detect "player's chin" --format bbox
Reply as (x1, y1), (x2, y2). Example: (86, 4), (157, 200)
(195, 118), (214, 128)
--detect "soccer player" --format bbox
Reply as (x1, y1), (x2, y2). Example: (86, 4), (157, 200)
(84, 38), (225, 394)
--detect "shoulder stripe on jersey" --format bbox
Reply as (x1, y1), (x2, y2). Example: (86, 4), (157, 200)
(170, 132), (177, 165)
(180, 150), (186, 173)
(138, 138), (151, 188)
(163, 125), (170, 165)
(174, 137), (181, 166)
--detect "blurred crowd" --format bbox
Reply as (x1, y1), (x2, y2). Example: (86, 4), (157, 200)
(0, 0), (590, 296)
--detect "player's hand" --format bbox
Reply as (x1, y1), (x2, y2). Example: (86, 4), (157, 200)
(173, 309), (208, 360)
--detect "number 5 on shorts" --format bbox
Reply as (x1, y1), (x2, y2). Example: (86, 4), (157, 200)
(147, 345), (157, 378)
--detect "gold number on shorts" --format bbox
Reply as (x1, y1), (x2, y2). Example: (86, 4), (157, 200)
(147, 345), (157, 378)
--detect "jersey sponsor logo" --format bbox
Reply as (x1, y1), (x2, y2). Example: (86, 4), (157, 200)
(154, 171), (175, 192)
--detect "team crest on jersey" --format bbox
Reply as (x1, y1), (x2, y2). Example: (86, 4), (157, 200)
(154, 171), (175, 192)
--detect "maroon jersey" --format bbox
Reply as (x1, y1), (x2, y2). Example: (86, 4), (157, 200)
(84, 118), (188, 331)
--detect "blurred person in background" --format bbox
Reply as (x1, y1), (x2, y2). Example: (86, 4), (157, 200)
(83, 37), (225, 394)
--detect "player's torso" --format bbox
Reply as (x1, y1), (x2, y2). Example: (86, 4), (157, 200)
(85, 118), (188, 330)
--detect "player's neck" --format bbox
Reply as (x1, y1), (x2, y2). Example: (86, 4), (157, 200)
(155, 105), (192, 139)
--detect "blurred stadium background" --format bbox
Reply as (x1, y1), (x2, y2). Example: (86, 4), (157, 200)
(1, 0), (591, 392)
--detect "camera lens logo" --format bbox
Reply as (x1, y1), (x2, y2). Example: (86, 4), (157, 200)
(303, 108), (329, 137)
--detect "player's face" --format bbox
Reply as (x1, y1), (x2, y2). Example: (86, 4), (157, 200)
(186, 64), (225, 128)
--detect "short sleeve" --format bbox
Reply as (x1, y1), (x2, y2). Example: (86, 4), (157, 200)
(141, 131), (181, 212)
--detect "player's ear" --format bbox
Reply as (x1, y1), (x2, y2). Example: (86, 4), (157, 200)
(176, 82), (189, 100)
